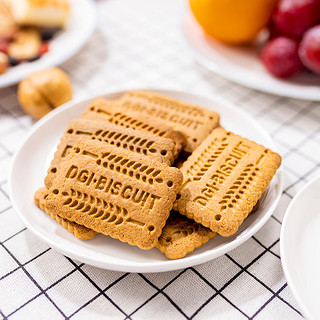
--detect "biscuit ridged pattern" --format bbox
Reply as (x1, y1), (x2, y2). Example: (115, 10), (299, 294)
(97, 152), (165, 185)
(45, 138), (183, 249)
(83, 98), (186, 159)
(60, 188), (137, 228)
(119, 90), (220, 153)
(45, 118), (176, 188)
(174, 127), (281, 237)
(34, 187), (97, 240)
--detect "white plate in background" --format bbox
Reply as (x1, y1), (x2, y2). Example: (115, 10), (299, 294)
(9, 89), (283, 273)
(183, 12), (320, 101)
(0, 0), (97, 88)
(281, 175), (320, 320)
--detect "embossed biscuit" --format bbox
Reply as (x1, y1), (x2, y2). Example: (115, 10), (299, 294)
(44, 118), (176, 188)
(173, 127), (281, 237)
(34, 187), (97, 240)
(45, 138), (183, 250)
(156, 211), (217, 260)
(82, 98), (186, 159)
(118, 90), (220, 153)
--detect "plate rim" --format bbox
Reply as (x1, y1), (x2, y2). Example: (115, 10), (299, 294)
(0, 0), (97, 88)
(182, 12), (320, 101)
(8, 88), (283, 273)
(280, 174), (320, 320)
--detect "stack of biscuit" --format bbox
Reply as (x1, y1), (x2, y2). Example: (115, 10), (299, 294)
(35, 91), (281, 259)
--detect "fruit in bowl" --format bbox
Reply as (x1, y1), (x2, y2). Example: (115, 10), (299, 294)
(0, 0), (70, 75)
(261, 37), (304, 78)
(261, 0), (320, 78)
(189, 0), (279, 45)
(299, 25), (320, 74)
(272, 0), (320, 38)
(190, 0), (320, 79)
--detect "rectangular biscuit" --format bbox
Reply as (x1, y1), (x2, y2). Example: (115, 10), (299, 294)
(34, 187), (97, 240)
(44, 118), (176, 188)
(156, 211), (217, 260)
(82, 98), (186, 159)
(44, 138), (183, 250)
(118, 90), (220, 153)
(173, 127), (281, 237)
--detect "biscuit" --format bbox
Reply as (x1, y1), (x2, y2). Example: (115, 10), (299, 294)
(173, 127), (281, 237)
(118, 90), (220, 153)
(44, 118), (176, 188)
(34, 187), (97, 240)
(44, 138), (183, 249)
(156, 211), (217, 259)
(82, 98), (186, 159)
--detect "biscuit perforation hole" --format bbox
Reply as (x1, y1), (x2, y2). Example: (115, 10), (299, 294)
(51, 167), (57, 173)
(67, 129), (73, 134)
(53, 189), (59, 195)
(161, 150), (167, 156)
(167, 181), (173, 187)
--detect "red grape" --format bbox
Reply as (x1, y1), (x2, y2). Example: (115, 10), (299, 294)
(273, 0), (320, 37)
(299, 25), (320, 74)
(261, 36), (304, 78)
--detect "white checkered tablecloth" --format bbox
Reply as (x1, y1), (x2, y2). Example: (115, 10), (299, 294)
(0, 0), (319, 319)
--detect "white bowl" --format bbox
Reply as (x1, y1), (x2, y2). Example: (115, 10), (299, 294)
(183, 11), (320, 101)
(281, 175), (320, 320)
(9, 89), (283, 272)
(0, 0), (97, 88)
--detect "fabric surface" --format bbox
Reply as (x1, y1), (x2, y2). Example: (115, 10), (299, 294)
(1, 0), (318, 318)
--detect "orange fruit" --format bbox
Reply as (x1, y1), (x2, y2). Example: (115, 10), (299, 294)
(190, 0), (278, 45)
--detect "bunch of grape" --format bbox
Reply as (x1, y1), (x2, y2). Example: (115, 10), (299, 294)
(261, 0), (320, 78)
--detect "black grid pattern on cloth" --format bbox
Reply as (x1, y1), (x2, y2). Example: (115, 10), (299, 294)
(1, 0), (319, 318)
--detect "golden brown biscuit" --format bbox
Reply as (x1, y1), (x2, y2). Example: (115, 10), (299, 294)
(156, 211), (217, 259)
(82, 98), (186, 159)
(118, 90), (220, 153)
(8, 0), (70, 28)
(34, 187), (97, 240)
(45, 138), (183, 250)
(44, 118), (176, 188)
(18, 67), (72, 120)
(174, 127), (281, 237)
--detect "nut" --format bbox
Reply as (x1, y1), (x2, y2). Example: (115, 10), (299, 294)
(18, 67), (72, 120)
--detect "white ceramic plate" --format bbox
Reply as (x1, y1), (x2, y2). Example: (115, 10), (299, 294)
(281, 175), (320, 320)
(183, 12), (320, 101)
(9, 89), (283, 273)
(0, 0), (97, 88)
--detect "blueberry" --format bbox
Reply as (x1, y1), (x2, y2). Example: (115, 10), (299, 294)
(41, 28), (59, 41)
(8, 57), (19, 66)
(27, 55), (41, 62)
